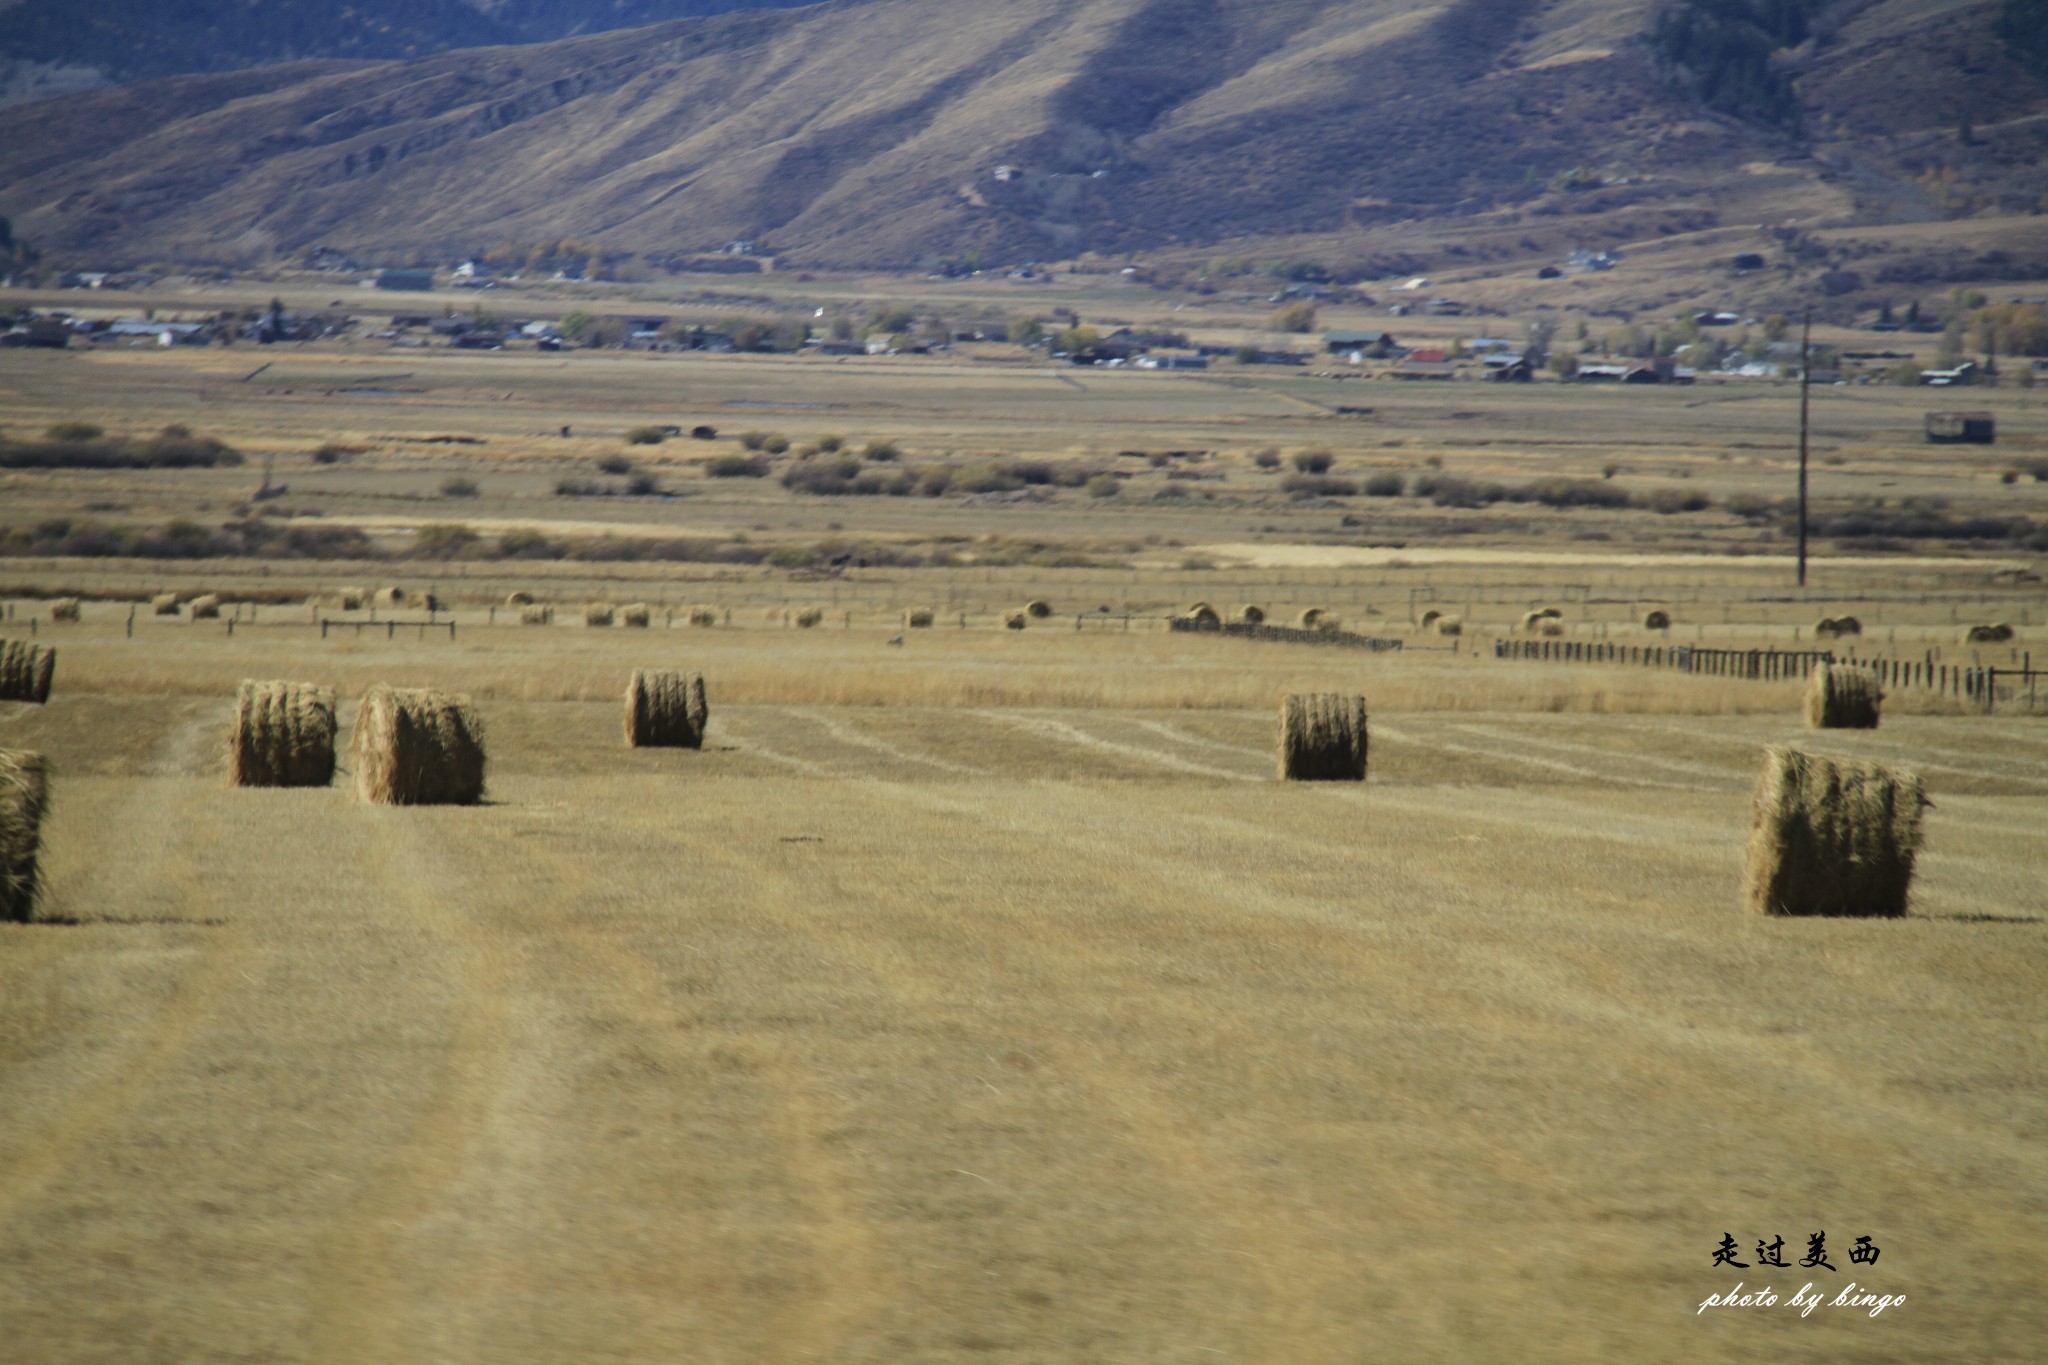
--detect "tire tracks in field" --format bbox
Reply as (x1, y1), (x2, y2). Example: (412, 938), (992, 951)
(783, 706), (991, 776)
(0, 700), (242, 1227)
(973, 709), (1261, 782)
(1373, 720), (1687, 787)
(1626, 718), (2048, 791)
(1448, 721), (1752, 786)
(299, 808), (516, 1365)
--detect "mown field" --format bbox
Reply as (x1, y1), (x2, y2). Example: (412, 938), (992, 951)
(2, 609), (2045, 1363)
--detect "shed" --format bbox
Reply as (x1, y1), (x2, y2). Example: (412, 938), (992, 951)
(1924, 411), (1995, 444)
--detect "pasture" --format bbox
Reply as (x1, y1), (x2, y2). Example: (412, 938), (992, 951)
(1, 605), (2045, 1363)
(2, 299), (2046, 1360)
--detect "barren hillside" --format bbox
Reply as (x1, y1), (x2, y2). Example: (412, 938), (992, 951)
(0, 0), (2042, 271)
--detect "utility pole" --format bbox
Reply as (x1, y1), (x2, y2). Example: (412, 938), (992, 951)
(1797, 309), (1812, 589)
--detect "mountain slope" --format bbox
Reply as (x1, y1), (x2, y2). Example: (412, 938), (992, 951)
(0, 0), (812, 85)
(0, 0), (2041, 271)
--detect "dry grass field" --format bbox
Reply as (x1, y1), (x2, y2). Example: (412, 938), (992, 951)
(1, 606), (2045, 1363)
(3, 294), (2046, 1360)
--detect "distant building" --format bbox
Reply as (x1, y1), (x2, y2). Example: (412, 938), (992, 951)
(1925, 411), (1995, 444)
(375, 269), (435, 292)
(1921, 362), (1978, 387)
(1483, 354), (1534, 382)
(1323, 329), (1398, 355)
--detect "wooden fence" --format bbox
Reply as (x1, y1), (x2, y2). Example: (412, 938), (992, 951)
(1170, 619), (1405, 651)
(1493, 638), (1832, 679)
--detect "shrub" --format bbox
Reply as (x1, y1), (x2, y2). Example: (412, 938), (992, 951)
(816, 434), (844, 453)
(624, 426), (666, 446)
(739, 431), (770, 451)
(762, 435), (791, 455)
(597, 455), (634, 474)
(1280, 474), (1358, 498)
(625, 473), (662, 496)
(1641, 487), (1712, 514)
(863, 440), (900, 462)
(1086, 473), (1121, 498)
(1253, 448), (1282, 469)
(415, 523), (479, 558)
(1291, 448), (1334, 473)
(440, 476), (479, 497)
(705, 454), (769, 478)
(1363, 472), (1404, 497)
(45, 421), (102, 441)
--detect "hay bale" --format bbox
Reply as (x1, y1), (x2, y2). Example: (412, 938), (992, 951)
(1744, 745), (1925, 917)
(687, 605), (719, 627)
(1963, 622), (2014, 644)
(1520, 610), (1549, 633)
(1298, 607), (1325, 629)
(0, 641), (55, 704)
(794, 607), (824, 628)
(48, 598), (80, 623)
(228, 680), (336, 788)
(1536, 607), (1563, 620)
(1539, 619), (1565, 637)
(418, 591), (442, 613)
(1003, 610), (1027, 630)
(151, 592), (180, 616)
(1644, 609), (1672, 630)
(337, 588), (366, 610)
(904, 607), (935, 628)
(1418, 609), (1441, 630)
(505, 590), (534, 606)
(1815, 615), (1862, 639)
(1433, 614), (1463, 637)
(1238, 604), (1265, 625)
(519, 604), (552, 626)
(584, 603), (616, 627)
(1025, 599), (1053, 619)
(352, 685), (486, 806)
(0, 749), (49, 923)
(619, 603), (652, 628)
(188, 594), (221, 619)
(623, 669), (708, 749)
(1804, 663), (1883, 729)
(1277, 693), (1368, 782)
(373, 586), (405, 608)
(1186, 601), (1221, 626)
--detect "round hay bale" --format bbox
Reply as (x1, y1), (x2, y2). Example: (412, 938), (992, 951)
(505, 590), (534, 606)
(1536, 607), (1564, 620)
(1744, 745), (1925, 917)
(1418, 609), (1441, 630)
(1539, 619), (1565, 637)
(373, 586), (405, 608)
(188, 594), (222, 619)
(1025, 600), (1053, 619)
(624, 669), (708, 749)
(1298, 607), (1325, 629)
(1520, 610), (1549, 633)
(1003, 610), (1028, 630)
(0, 641), (55, 704)
(0, 748), (49, 923)
(418, 591), (442, 613)
(48, 598), (80, 623)
(1835, 615), (1862, 636)
(151, 592), (180, 616)
(619, 603), (652, 628)
(794, 607), (824, 628)
(1238, 604), (1265, 625)
(1433, 614), (1463, 637)
(519, 604), (552, 626)
(1962, 622), (2014, 644)
(1186, 601), (1221, 626)
(1804, 662), (1882, 730)
(352, 684), (486, 806)
(904, 607), (935, 629)
(1277, 693), (1368, 782)
(1644, 609), (1672, 630)
(687, 605), (719, 627)
(228, 680), (336, 788)
(337, 588), (366, 611)
(584, 603), (616, 627)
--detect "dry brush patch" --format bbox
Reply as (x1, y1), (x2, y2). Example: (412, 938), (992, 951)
(624, 669), (709, 749)
(228, 680), (337, 788)
(1744, 745), (1926, 917)
(352, 684), (486, 805)
(0, 748), (47, 923)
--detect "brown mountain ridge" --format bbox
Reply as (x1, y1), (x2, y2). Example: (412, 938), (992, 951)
(0, 0), (2042, 272)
